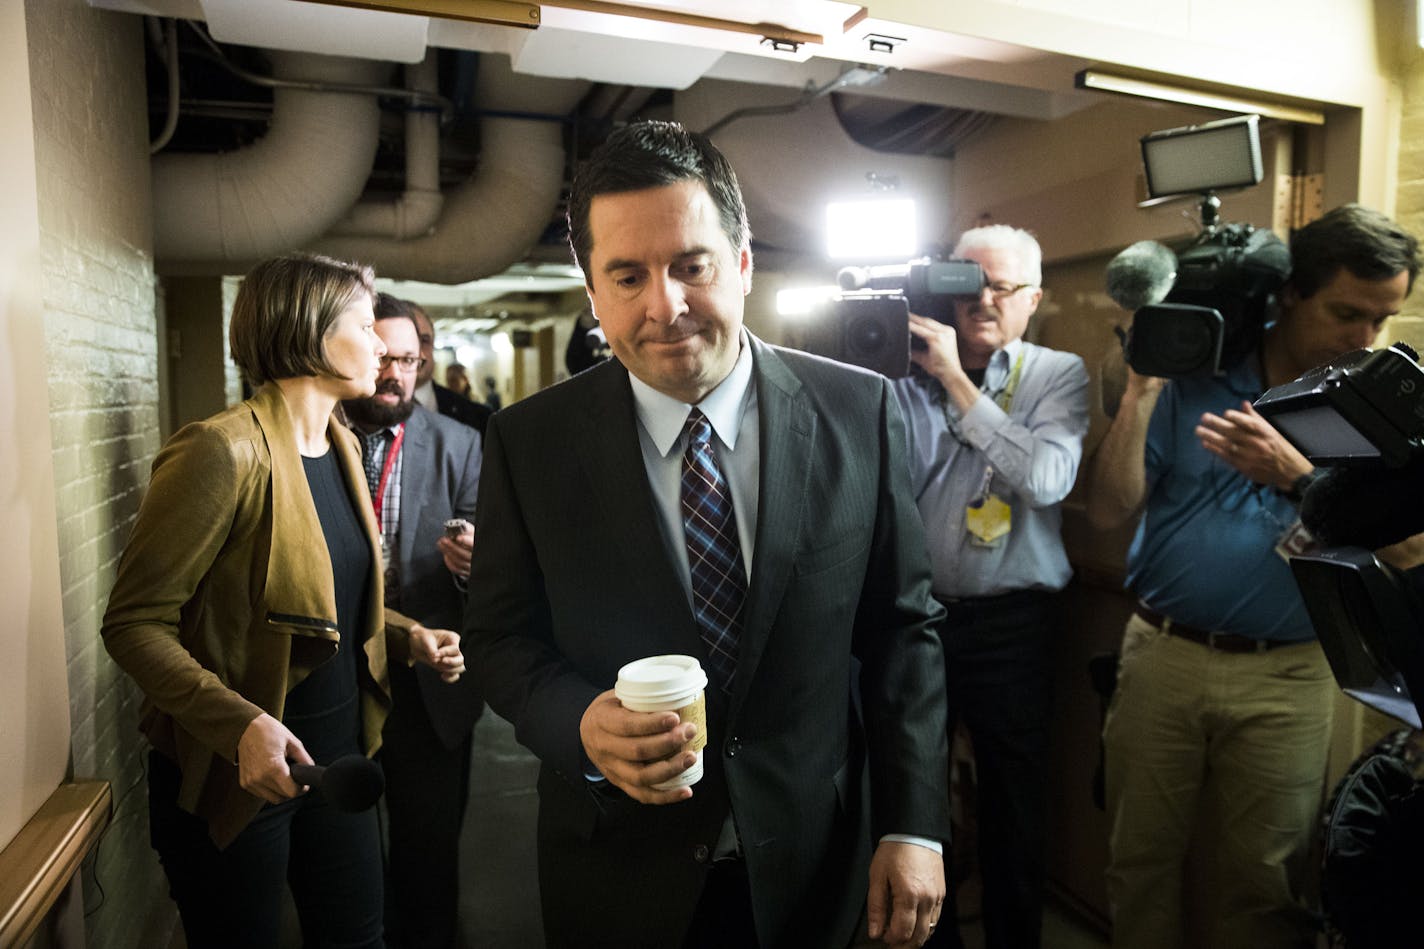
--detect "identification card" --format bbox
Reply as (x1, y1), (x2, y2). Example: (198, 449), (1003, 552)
(1275, 519), (1321, 563)
(967, 493), (1012, 547)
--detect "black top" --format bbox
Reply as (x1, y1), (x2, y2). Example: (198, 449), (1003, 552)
(284, 449), (370, 763)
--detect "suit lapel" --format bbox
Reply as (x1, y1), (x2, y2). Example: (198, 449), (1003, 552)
(397, 409), (432, 571)
(732, 340), (815, 717)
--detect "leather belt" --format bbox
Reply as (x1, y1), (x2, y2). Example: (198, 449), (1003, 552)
(1133, 604), (1287, 654)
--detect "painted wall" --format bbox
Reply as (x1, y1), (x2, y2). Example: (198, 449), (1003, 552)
(0, 0), (71, 858)
(24, 0), (172, 943)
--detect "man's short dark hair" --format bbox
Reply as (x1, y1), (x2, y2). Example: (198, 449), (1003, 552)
(230, 253), (375, 387)
(1289, 204), (1422, 299)
(373, 292), (421, 333)
(566, 120), (750, 280)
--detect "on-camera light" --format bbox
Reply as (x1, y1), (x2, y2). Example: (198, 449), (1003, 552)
(825, 198), (917, 260)
(1141, 114), (1263, 200)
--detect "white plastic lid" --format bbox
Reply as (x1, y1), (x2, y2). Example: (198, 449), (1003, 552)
(615, 654), (708, 708)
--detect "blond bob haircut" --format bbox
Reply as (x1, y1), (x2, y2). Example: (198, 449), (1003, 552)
(230, 253), (377, 387)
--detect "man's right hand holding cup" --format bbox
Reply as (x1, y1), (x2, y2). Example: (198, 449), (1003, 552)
(579, 691), (700, 804)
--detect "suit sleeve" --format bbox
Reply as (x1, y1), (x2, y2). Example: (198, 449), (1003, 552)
(464, 414), (602, 782)
(854, 377), (952, 843)
(455, 428), (482, 521)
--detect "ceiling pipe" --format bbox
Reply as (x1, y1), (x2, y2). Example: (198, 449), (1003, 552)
(152, 50), (388, 269)
(326, 52), (445, 239)
(312, 56), (589, 285)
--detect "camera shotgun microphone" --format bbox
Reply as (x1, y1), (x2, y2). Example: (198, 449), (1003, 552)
(837, 264), (911, 292)
(1105, 240), (1178, 312)
(289, 754), (385, 812)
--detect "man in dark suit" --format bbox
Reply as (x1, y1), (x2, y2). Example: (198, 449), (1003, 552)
(396, 295), (494, 434)
(465, 120), (950, 949)
(343, 311), (484, 949)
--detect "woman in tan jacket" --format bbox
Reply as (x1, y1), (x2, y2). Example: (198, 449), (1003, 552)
(102, 253), (464, 948)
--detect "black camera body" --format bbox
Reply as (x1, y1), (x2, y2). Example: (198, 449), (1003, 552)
(1121, 223), (1291, 378)
(801, 259), (985, 377)
(1254, 343), (1424, 727)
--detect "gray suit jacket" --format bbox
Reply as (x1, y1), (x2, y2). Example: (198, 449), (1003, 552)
(393, 405), (483, 748)
(465, 336), (949, 949)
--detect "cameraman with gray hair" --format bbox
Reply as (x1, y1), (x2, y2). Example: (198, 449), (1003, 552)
(1086, 204), (1422, 949)
(892, 224), (1090, 949)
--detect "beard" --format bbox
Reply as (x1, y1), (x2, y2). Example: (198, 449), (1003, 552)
(343, 379), (417, 429)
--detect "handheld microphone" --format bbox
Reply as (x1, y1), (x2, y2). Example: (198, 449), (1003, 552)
(1105, 240), (1178, 312)
(289, 754), (385, 812)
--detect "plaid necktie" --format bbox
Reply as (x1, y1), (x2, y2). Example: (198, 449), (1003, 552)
(681, 409), (747, 693)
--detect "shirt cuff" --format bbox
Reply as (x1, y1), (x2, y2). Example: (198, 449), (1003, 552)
(958, 392), (1007, 449)
(879, 833), (943, 855)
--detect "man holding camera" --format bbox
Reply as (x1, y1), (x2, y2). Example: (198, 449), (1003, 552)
(1087, 204), (1421, 949)
(343, 297), (485, 949)
(892, 225), (1090, 949)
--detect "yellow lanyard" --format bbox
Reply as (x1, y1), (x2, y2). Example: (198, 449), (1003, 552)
(993, 347), (1026, 413)
(941, 347), (1026, 436)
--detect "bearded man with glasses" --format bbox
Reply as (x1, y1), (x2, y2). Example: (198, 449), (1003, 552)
(343, 301), (485, 949)
(891, 224), (1090, 949)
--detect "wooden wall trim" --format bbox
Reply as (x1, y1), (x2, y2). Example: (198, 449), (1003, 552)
(0, 781), (112, 947)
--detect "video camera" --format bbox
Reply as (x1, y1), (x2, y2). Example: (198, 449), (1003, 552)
(1107, 114), (1292, 378)
(1255, 343), (1424, 725)
(798, 258), (985, 378)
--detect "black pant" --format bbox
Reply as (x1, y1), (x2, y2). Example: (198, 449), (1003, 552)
(927, 590), (1054, 949)
(147, 749), (385, 949)
(683, 859), (758, 949)
(380, 660), (474, 949)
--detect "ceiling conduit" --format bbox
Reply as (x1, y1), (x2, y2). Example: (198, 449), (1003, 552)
(313, 56), (589, 285)
(152, 51), (388, 270)
(326, 52), (445, 239)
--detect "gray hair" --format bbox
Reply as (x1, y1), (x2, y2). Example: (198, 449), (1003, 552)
(953, 225), (1043, 287)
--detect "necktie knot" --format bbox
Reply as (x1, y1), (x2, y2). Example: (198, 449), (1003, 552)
(683, 408), (712, 449)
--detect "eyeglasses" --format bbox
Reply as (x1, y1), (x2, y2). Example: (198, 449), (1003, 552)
(985, 281), (1036, 300)
(379, 355), (427, 373)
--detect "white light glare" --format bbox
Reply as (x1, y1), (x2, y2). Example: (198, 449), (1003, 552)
(776, 285), (839, 317)
(826, 198), (917, 260)
(491, 332), (514, 356)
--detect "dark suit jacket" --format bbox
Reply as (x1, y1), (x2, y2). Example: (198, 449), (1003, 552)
(466, 336), (949, 949)
(390, 405), (484, 748)
(434, 381), (493, 434)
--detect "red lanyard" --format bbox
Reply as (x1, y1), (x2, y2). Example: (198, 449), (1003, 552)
(371, 424), (405, 523)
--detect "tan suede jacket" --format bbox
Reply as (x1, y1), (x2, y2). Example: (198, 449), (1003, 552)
(102, 383), (414, 848)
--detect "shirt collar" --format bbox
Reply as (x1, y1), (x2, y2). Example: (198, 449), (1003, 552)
(983, 337), (1024, 391)
(413, 379), (436, 410)
(629, 331), (755, 458)
(360, 420), (405, 441)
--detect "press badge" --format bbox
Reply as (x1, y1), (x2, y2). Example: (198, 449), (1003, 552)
(966, 467), (1011, 547)
(1275, 519), (1320, 563)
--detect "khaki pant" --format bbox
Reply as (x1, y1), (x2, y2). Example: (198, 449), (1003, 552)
(1103, 613), (1335, 949)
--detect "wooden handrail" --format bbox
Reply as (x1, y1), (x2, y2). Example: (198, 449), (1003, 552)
(0, 781), (112, 947)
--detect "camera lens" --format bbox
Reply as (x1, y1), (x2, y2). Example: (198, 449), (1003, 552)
(847, 317), (887, 355)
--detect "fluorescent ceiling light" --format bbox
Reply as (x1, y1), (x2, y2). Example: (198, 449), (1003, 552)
(1076, 70), (1325, 126)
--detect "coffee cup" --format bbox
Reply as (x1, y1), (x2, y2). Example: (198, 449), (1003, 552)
(614, 655), (708, 789)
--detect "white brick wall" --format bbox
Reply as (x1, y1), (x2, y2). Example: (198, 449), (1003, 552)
(1389, 62), (1424, 354)
(26, 0), (170, 944)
